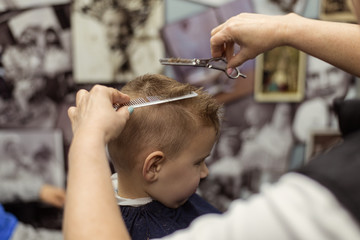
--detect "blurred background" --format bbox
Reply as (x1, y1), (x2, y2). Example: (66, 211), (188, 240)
(0, 0), (358, 230)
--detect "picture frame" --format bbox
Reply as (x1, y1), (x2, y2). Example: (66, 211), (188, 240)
(0, 5), (72, 128)
(0, 129), (65, 188)
(0, 0), (70, 12)
(255, 46), (306, 102)
(305, 129), (343, 163)
(253, 0), (308, 15)
(72, 0), (165, 84)
(183, 0), (236, 7)
(319, 0), (357, 22)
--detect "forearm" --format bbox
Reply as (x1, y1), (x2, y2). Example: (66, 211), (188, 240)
(63, 128), (130, 240)
(285, 13), (360, 77)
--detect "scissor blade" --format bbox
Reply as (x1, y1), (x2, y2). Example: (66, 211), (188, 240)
(159, 58), (197, 66)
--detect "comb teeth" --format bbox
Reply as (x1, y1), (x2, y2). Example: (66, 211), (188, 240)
(129, 98), (147, 105)
(146, 96), (161, 101)
(114, 98), (149, 110)
(113, 96), (162, 110)
(120, 96), (161, 106)
(113, 91), (198, 111)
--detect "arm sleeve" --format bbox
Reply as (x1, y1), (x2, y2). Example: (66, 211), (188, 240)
(155, 173), (360, 240)
(0, 204), (18, 240)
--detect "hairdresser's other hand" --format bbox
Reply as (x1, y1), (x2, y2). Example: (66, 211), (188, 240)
(210, 13), (291, 68)
(39, 184), (66, 208)
(68, 85), (131, 143)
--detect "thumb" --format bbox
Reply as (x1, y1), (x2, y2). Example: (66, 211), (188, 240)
(118, 106), (133, 118)
(227, 49), (249, 69)
(115, 105), (133, 127)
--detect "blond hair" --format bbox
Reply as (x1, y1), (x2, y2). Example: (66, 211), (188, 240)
(108, 74), (222, 171)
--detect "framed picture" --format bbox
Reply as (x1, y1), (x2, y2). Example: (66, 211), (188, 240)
(291, 54), (355, 143)
(0, 0), (70, 12)
(305, 129), (343, 162)
(0, 5), (72, 128)
(183, 0), (235, 7)
(72, 0), (165, 84)
(0, 129), (65, 189)
(253, 0), (308, 15)
(319, 0), (357, 22)
(255, 46), (306, 102)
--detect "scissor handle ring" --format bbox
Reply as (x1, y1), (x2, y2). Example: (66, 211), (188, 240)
(225, 67), (242, 79)
(207, 58), (246, 79)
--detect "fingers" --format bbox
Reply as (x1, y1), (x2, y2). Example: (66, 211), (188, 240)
(75, 89), (89, 107)
(211, 13), (254, 68)
(86, 85), (130, 108)
(67, 106), (77, 133)
(225, 42), (235, 65)
(40, 184), (66, 208)
(110, 87), (130, 101)
(114, 106), (131, 129)
(211, 20), (241, 67)
(110, 87), (130, 107)
(49, 188), (66, 208)
(210, 23), (228, 58)
(210, 16), (237, 59)
(53, 189), (66, 208)
(228, 51), (246, 69)
(210, 43), (224, 58)
(67, 106), (76, 121)
(210, 22), (224, 36)
(69, 89), (90, 134)
(211, 30), (246, 68)
(67, 85), (132, 141)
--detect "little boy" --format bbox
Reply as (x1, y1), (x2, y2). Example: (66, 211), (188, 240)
(107, 73), (222, 240)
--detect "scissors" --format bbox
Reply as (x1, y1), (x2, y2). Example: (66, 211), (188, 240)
(159, 57), (247, 79)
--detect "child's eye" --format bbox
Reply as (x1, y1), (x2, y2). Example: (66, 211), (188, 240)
(194, 159), (204, 166)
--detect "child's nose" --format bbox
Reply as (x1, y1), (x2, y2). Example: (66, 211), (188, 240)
(200, 163), (209, 179)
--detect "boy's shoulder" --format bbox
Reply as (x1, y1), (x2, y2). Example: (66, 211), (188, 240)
(184, 193), (222, 214)
(119, 193), (221, 240)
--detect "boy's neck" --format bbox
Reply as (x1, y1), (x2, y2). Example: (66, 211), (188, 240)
(115, 170), (149, 199)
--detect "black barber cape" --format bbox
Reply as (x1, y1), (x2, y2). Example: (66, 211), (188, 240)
(298, 98), (360, 224)
(120, 193), (221, 240)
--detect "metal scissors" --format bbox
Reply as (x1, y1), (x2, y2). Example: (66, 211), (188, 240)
(159, 57), (247, 79)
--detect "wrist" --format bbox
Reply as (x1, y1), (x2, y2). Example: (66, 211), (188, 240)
(280, 13), (302, 47)
(70, 127), (108, 161)
(74, 125), (107, 144)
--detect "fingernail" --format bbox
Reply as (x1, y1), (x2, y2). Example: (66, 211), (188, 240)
(128, 106), (134, 115)
(227, 68), (234, 75)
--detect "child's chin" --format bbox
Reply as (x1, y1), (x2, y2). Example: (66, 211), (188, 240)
(168, 199), (188, 209)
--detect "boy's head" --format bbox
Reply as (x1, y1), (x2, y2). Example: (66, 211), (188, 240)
(108, 73), (222, 208)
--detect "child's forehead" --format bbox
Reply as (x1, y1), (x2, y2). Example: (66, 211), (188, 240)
(188, 126), (217, 145)
(173, 126), (217, 159)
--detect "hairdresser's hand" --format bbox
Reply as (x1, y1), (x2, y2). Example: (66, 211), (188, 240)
(68, 85), (131, 143)
(39, 184), (66, 208)
(210, 13), (292, 68)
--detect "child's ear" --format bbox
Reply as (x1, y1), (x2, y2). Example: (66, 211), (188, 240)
(142, 151), (165, 182)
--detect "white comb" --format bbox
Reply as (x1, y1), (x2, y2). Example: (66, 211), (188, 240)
(113, 91), (198, 111)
